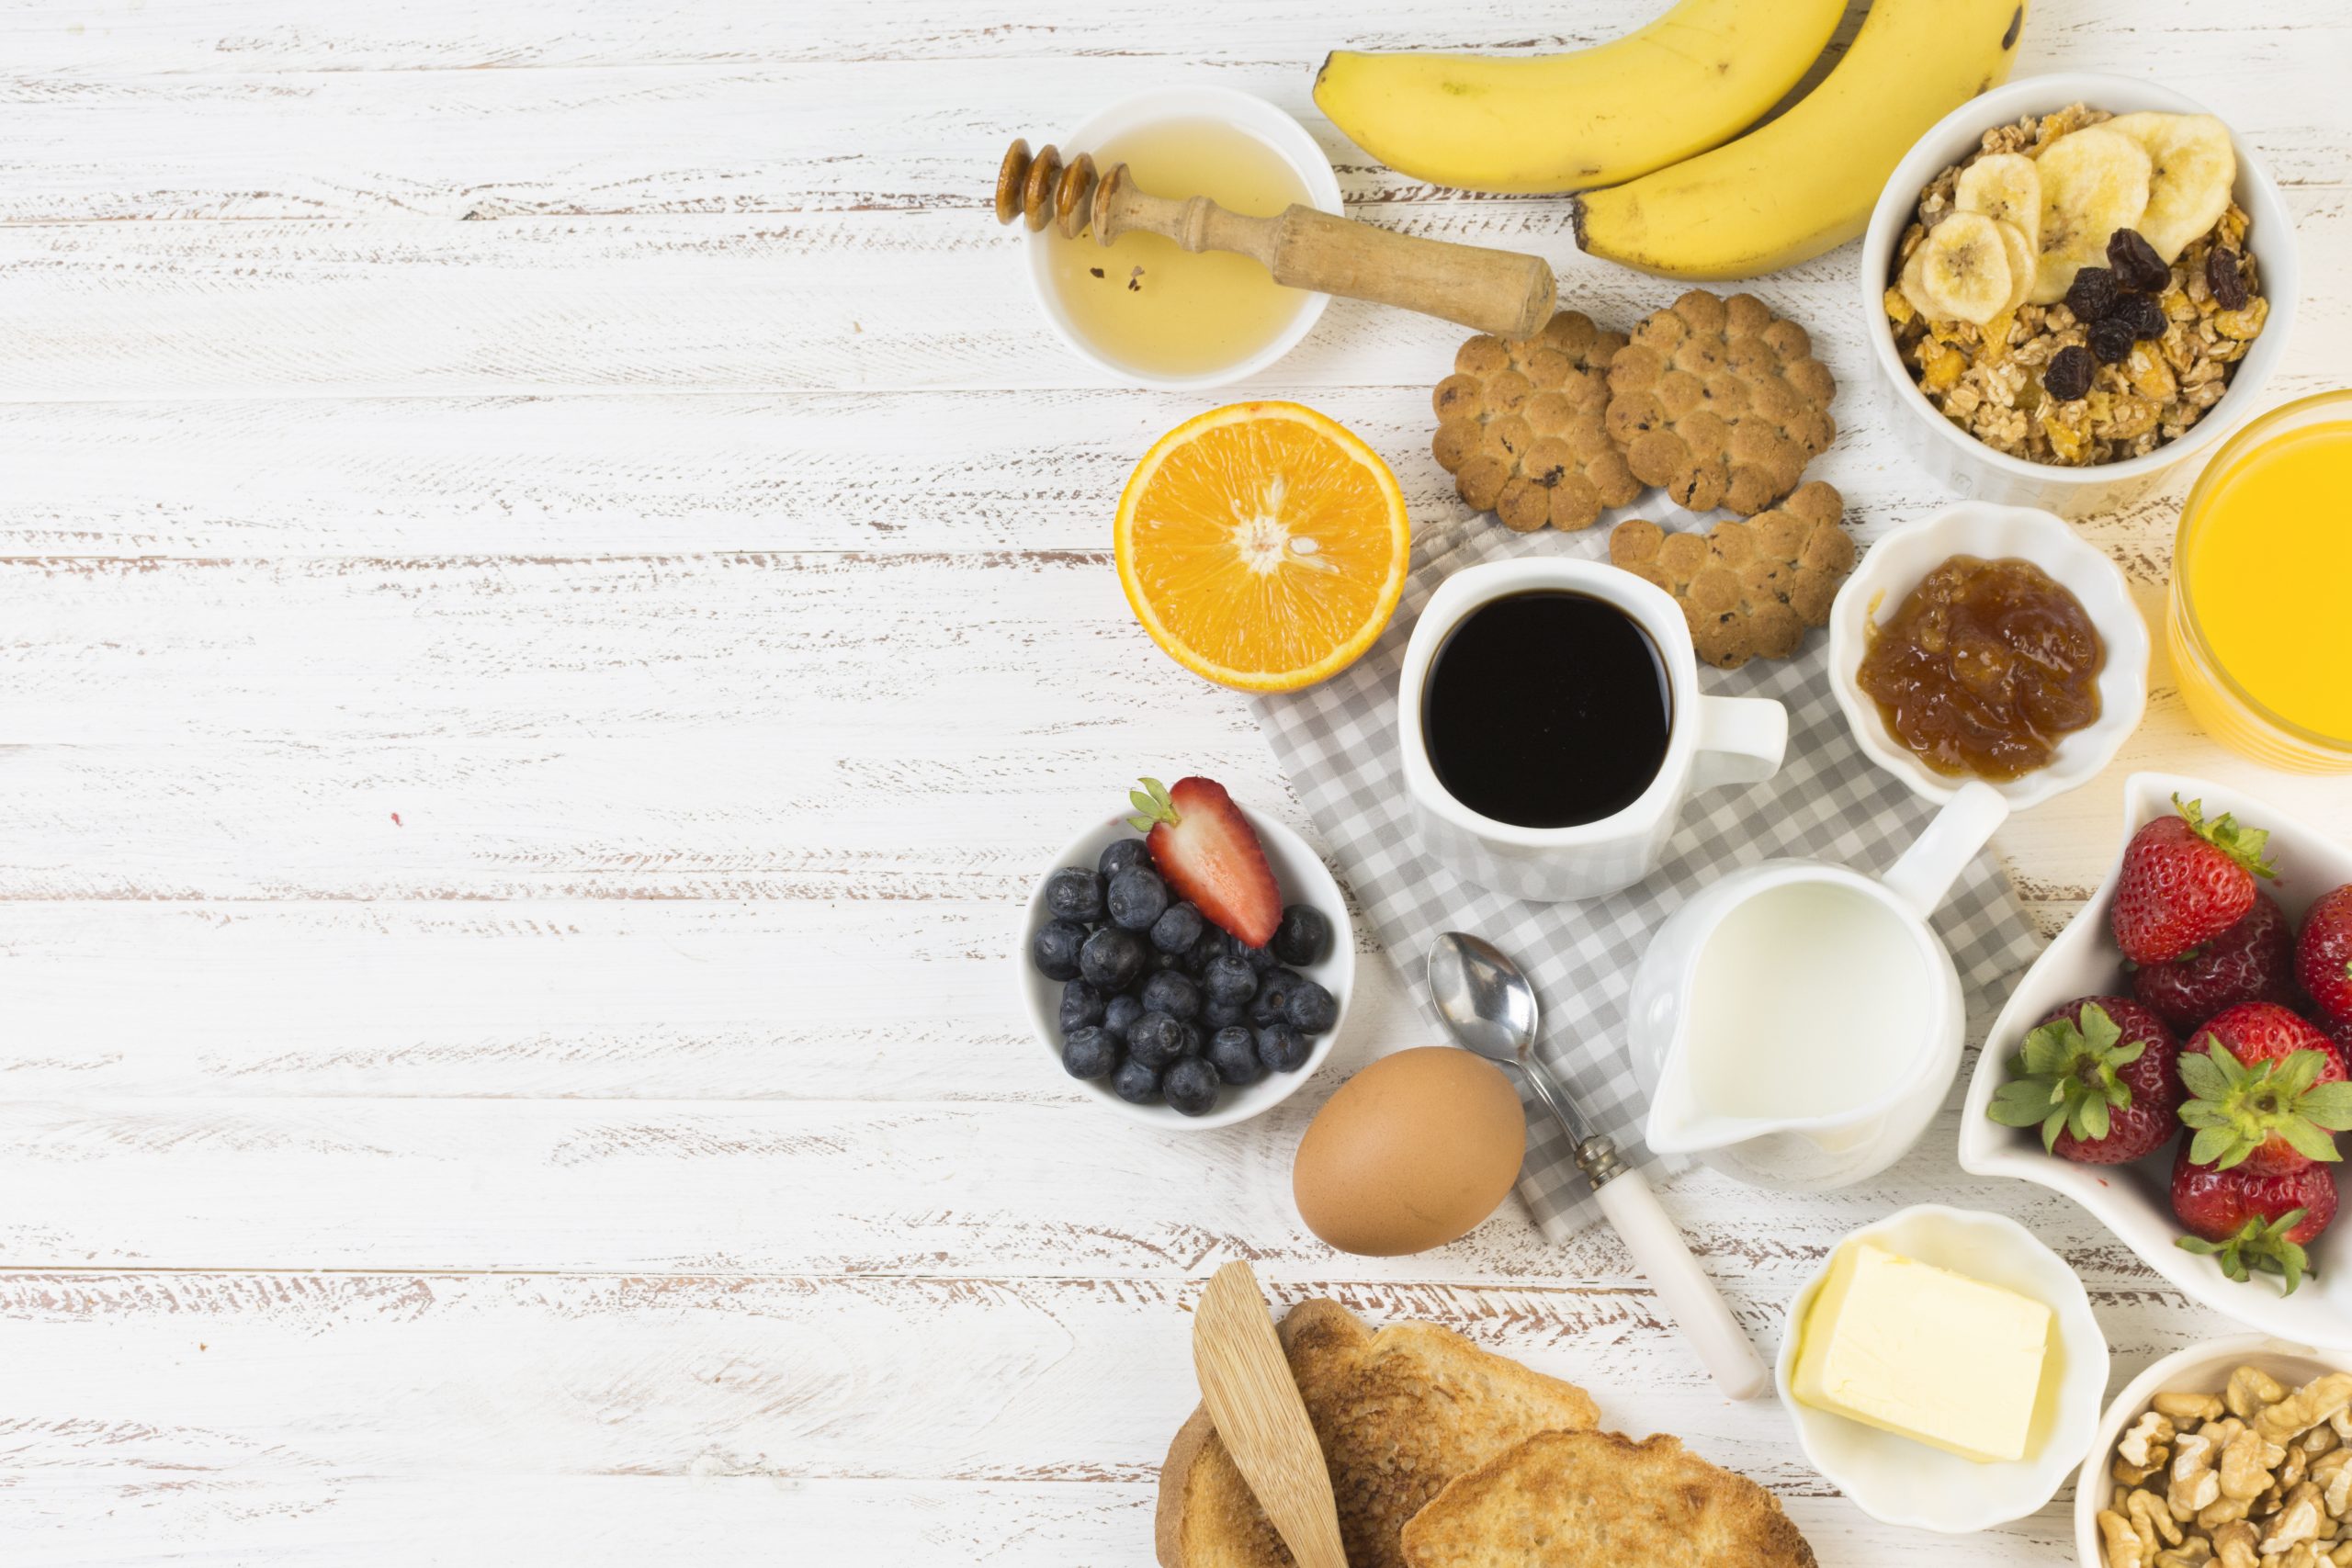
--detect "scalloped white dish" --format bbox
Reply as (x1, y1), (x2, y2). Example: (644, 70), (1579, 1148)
(1828, 501), (2149, 812)
(1015, 807), (1354, 1131)
(1960, 773), (2352, 1347)
(1776, 1204), (2109, 1533)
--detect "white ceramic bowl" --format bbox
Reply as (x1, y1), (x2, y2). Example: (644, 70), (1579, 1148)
(1961, 773), (2352, 1347)
(2074, 1337), (2352, 1566)
(1016, 807), (1354, 1130)
(1022, 85), (1342, 390)
(1776, 1204), (2109, 1533)
(1860, 73), (2299, 517)
(1827, 501), (2150, 811)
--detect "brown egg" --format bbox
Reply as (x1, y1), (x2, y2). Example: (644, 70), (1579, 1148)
(1292, 1046), (1527, 1257)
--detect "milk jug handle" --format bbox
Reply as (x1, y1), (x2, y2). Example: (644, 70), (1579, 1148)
(1882, 782), (2011, 919)
(1690, 695), (1787, 794)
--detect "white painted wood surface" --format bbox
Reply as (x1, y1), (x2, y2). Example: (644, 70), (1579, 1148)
(3, 2), (2347, 1561)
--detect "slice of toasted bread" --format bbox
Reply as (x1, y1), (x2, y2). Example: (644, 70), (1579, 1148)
(1155, 1299), (1599, 1568)
(1398, 1428), (1817, 1568)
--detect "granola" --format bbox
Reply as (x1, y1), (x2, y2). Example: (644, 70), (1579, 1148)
(1885, 104), (2267, 468)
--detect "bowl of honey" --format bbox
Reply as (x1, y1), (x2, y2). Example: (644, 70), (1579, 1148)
(2169, 389), (2352, 773)
(1023, 86), (1342, 389)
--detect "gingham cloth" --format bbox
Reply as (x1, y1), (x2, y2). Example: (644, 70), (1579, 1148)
(1258, 514), (2046, 1239)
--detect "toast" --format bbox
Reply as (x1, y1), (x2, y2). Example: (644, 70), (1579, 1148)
(1154, 1298), (1600, 1568)
(1398, 1428), (1817, 1568)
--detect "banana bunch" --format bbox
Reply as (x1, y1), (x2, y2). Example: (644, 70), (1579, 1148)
(1904, 113), (2235, 323)
(1318, 0), (2033, 280)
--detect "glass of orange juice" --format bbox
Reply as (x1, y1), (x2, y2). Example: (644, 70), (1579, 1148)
(2169, 389), (2352, 772)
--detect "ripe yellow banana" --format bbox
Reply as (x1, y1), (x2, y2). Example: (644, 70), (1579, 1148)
(1313, 0), (1846, 195)
(1574, 0), (2029, 279)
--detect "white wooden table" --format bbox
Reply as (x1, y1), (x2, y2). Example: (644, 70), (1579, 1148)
(4, 3), (2347, 1562)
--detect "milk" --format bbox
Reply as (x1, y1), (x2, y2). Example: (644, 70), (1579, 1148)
(1682, 879), (1929, 1122)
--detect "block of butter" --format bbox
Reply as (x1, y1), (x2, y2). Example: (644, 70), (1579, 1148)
(1791, 1241), (2052, 1463)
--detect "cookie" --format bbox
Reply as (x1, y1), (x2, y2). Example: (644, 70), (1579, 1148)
(1431, 311), (1642, 533)
(1609, 481), (1854, 670)
(1603, 290), (1838, 516)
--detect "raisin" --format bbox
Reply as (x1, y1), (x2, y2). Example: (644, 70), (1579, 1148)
(2207, 246), (2249, 310)
(2107, 228), (2172, 293)
(2120, 291), (2167, 341)
(2088, 318), (2137, 365)
(2064, 265), (2120, 322)
(2042, 344), (2095, 401)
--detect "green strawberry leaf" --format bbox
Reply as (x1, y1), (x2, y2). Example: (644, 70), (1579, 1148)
(2189, 1123), (2252, 1169)
(2176, 794), (2278, 882)
(2303, 1081), (2352, 1131)
(2179, 1210), (2310, 1294)
(2277, 1117), (2345, 1164)
(2178, 1047), (2234, 1100)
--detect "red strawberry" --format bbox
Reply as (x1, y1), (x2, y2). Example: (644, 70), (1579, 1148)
(2299, 885), (2352, 1026)
(2177, 1002), (2352, 1175)
(1126, 776), (1282, 948)
(2171, 1136), (2337, 1294)
(1986, 997), (2180, 1164)
(2109, 795), (2277, 964)
(2131, 891), (2301, 1033)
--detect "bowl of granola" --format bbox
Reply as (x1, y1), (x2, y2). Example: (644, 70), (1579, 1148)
(1861, 75), (2297, 516)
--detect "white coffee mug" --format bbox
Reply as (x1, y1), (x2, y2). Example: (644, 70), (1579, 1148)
(1396, 558), (1788, 903)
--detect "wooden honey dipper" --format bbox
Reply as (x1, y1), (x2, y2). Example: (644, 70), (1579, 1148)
(996, 139), (1557, 341)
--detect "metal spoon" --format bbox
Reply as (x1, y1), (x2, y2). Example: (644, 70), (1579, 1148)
(1428, 931), (1769, 1400)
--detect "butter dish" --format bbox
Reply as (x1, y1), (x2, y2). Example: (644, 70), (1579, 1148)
(1777, 1204), (2109, 1533)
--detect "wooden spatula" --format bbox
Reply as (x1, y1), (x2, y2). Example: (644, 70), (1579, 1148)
(1192, 1260), (1348, 1568)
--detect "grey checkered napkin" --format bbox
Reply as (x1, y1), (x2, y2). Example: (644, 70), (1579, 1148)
(1258, 518), (2045, 1239)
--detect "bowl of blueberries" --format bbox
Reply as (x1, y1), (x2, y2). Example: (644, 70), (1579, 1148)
(1019, 782), (1354, 1128)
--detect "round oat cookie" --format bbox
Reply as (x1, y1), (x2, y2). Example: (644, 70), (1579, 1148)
(1431, 311), (1642, 533)
(1604, 290), (1838, 516)
(1609, 481), (1855, 670)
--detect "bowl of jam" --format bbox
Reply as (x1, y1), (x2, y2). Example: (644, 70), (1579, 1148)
(1828, 502), (2150, 810)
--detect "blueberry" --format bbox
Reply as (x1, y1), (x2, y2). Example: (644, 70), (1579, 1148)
(1255, 1023), (1310, 1074)
(1272, 905), (1330, 967)
(1059, 979), (1106, 1033)
(1150, 901), (1205, 955)
(1183, 925), (1227, 975)
(1078, 926), (1147, 991)
(1208, 1025), (1265, 1086)
(1106, 867), (1170, 931)
(1101, 993), (1143, 1045)
(1097, 838), (1148, 881)
(1140, 970), (1202, 1022)
(1127, 1010), (1190, 1070)
(1061, 1026), (1118, 1080)
(1163, 1056), (1220, 1116)
(1250, 967), (1305, 1027)
(1283, 977), (1338, 1035)
(1111, 1056), (1162, 1105)
(1149, 949), (1186, 975)
(1203, 953), (1260, 1009)
(1232, 936), (1281, 974)
(1203, 997), (1250, 1031)
(1044, 865), (1105, 924)
(1030, 919), (1087, 981)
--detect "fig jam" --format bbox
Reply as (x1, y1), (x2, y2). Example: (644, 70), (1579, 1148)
(1856, 555), (2104, 782)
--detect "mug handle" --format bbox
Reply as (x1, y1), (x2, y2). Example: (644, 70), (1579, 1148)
(1882, 781), (2012, 919)
(1689, 696), (1787, 793)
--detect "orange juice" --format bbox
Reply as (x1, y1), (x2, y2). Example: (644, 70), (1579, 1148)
(1042, 118), (1310, 379)
(2170, 392), (2352, 771)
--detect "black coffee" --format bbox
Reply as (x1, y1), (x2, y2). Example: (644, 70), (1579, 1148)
(1420, 591), (1673, 829)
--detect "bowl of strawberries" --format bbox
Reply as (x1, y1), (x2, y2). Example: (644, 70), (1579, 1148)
(1961, 773), (2352, 1346)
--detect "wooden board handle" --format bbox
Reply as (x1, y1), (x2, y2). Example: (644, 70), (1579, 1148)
(1269, 205), (1557, 340)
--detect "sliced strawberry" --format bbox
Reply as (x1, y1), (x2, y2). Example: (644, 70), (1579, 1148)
(2131, 891), (2300, 1033)
(2171, 1136), (2337, 1294)
(2298, 885), (2352, 1026)
(1986, 997), (2179, 1164)
(2177, 1002), (2352, 1175)
(2109, 795), (2277, 965)
(1127, 776), (1282, 948)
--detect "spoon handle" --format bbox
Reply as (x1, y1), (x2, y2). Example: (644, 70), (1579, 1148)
(1592, 1168), (1770, 1401)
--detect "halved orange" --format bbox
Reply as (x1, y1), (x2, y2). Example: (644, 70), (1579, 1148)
(1114, 401), (1410, 692)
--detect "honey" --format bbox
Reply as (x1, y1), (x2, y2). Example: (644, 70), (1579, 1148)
(2171, 394), (2352, 771)
(1042, 118), (1311, 379)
